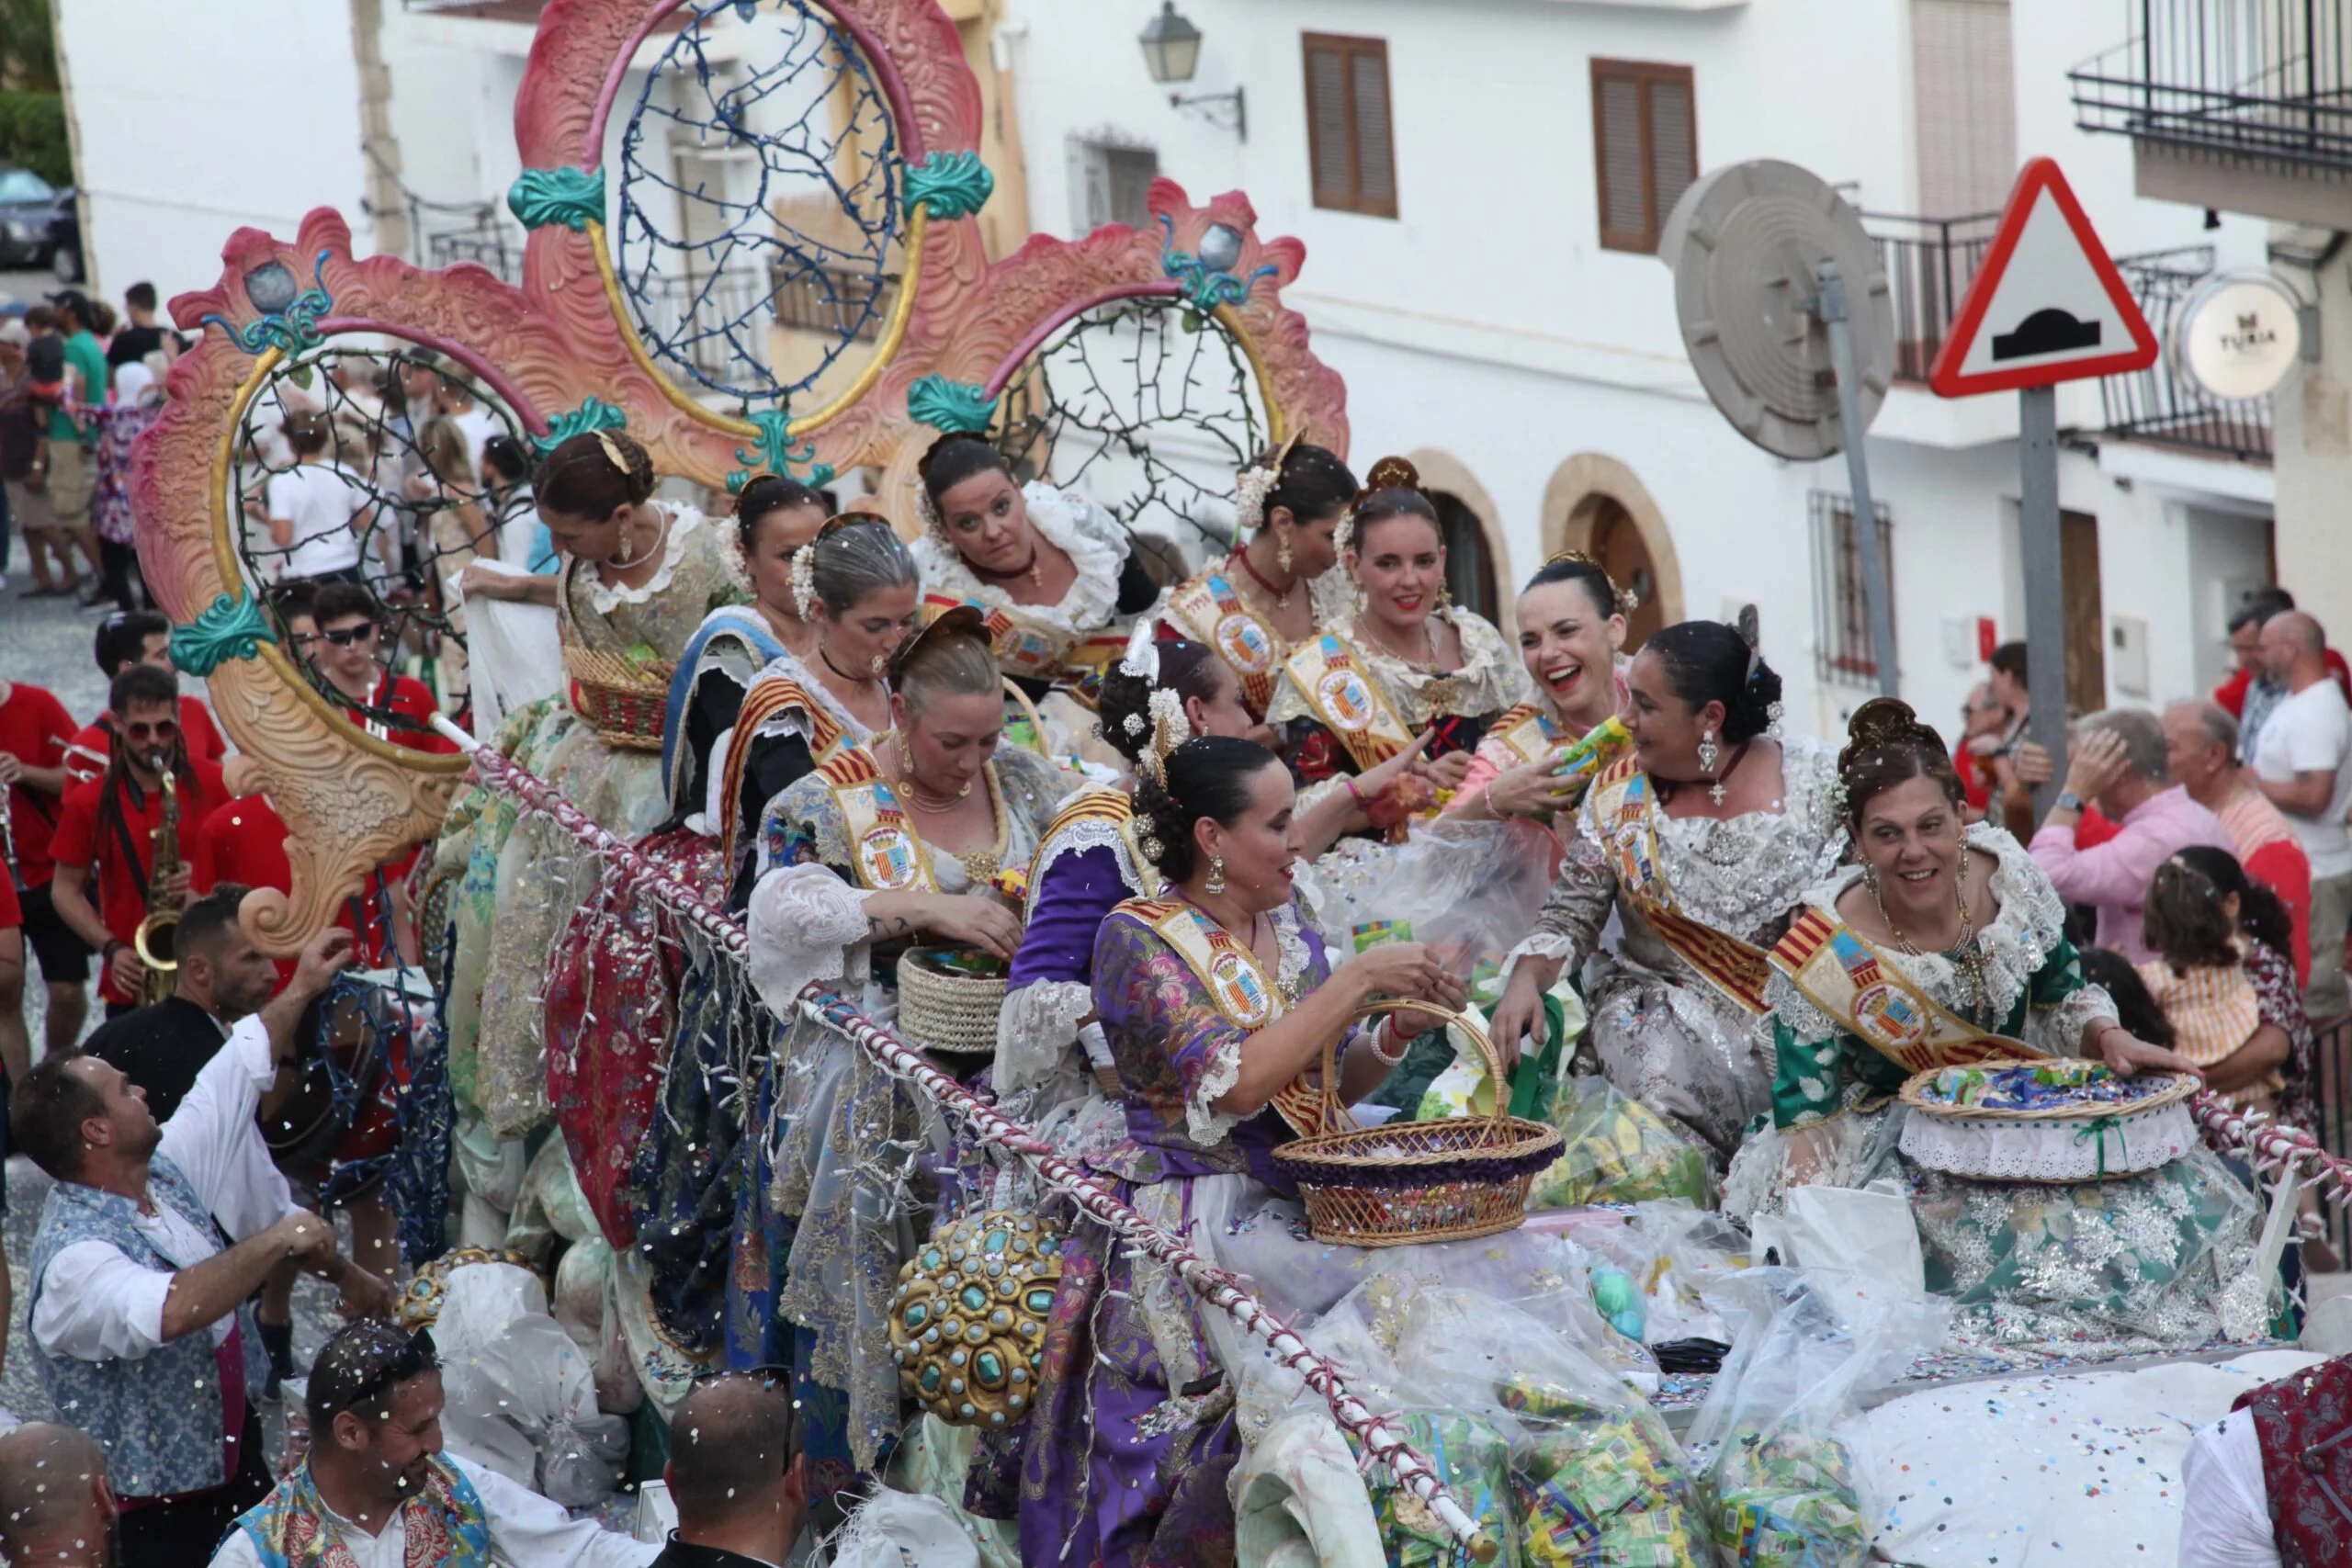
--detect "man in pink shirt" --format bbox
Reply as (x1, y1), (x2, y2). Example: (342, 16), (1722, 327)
(2164, 698), (2314, 984)
(2029, 706), (2233, 964)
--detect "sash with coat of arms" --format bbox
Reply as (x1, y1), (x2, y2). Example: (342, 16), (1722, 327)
(718, 674), (849, 854)
(1038, 787), (1162, 897)
(1769, 907), (2038, 1075)
(818, 748), (940, 893)
(1121, 897), (1328, 1138)
(920, 592), (1128, 693)
(1485, 702), (1559, 766)
(1167, 570), (1283, 717)
(1586, 759), (1775, 1014)
(1281, 634), (1418, 775)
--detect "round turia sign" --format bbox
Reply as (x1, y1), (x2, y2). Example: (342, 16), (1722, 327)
(2172, 270), (2303, 401)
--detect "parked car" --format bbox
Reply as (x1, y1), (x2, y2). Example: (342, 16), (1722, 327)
(0, 165), (80, 280)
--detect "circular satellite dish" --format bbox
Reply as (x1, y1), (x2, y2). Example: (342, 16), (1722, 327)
(1659, 160), (1895, 462)
(2172, 270), (2302, 401)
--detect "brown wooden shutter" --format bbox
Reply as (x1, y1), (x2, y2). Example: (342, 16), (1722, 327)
(1303, 33), (1397, 218)
(1591, 59), (1698, 253)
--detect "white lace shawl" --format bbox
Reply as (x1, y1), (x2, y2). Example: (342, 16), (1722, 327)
(580, 501), (728, 614)
(908, 481), (1136, 635)
(1764, 821), (2117, 1055)
(1187, 901), (1313, 1146)
(1264, 607), (1533, 730)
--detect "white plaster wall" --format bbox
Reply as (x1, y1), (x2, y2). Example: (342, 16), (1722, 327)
(54, 0), (375, 300)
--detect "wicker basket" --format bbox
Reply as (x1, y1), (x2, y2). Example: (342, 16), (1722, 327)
(565, 645), (674, 751)
(1897, 1060), (2201, 1181)
(1271, 1005), (1564, 1247)
(899, 948), (1010, 1057)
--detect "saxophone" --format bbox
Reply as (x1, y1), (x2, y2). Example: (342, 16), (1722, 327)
(131, 761), (182, 1006)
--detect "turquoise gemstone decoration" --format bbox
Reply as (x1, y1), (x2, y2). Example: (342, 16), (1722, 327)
(984, 1230), (1009, 1254)
(1010, 1366), (1026, 1384)
(922, 1250), (943, 1270)
(1025, 1289), (1056, 1314)
(1039, 1236), (1060, 1256)
(1029, 1351), (1043, 1370)
(989, 1308), (1012, 1329)
(950, 1348), (967, 1367)
(904, 1303), (928, 1329)
(961, 1284), (989, 1313)
(920, 1365), (942, 1394)
(949, 1377), (965, 1393)
(974, 1350), (1003, 1386)
(1009, 1394), (1023, 1411)
(967, 1325), (988, 1344)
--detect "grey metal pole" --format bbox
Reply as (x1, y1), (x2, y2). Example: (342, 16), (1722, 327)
(1816, 260), (1899, 698)
(2018, 383), (2069, 821)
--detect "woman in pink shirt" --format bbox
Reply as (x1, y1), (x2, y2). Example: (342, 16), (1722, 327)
(1444, 553), (1633, 833)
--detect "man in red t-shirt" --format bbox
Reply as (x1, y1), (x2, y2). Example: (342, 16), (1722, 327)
(48, 665), (221, 1015)
(62, 610), (229, 784)
(0, 678), (89, 1058)
(0, 866), (19, 1394)
(307, 581), (460, 760)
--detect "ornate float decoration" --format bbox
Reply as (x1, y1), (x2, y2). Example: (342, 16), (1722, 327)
(134, 0), (1347, 951)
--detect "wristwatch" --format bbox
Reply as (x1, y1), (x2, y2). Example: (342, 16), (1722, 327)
(2053, 790), (2084, 814)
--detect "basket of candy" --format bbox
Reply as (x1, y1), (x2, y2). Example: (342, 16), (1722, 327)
(564, 644), (673, 750)
(898, 947), (1010, 1058)
(1897, 1059), (2199, 1181)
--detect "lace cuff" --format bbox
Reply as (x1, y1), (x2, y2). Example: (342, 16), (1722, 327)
(746, 863), (874, 1017)
(997, 980), (1095, 1095)
(1187, 1033), (1247, 1147)
(2033, 983), (2117, 1058)
(1498, 931), (1578, 987)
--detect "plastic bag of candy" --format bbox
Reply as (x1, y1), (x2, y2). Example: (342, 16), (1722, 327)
(1528, 1077), (1713, 1210)
(1351, 1409), (1515, 1568)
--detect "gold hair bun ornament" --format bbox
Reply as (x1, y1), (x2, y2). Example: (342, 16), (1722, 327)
(889, 1211), (1065, 1429)
(891, 601), (991, 685)
(1837, 696), (1950, 778)
(1362, 455), (1423, 496)
(1141, 687), (1188, 787)
(594, 429), (633, 475)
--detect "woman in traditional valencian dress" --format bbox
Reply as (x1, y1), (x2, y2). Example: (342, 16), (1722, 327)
(627, 514), (922, 1370)
(911, 434), (1161, 720)
(1729, 701), (2267, 1348)
(999, 625), (1436, 1108)
(1022, 735), (1464, 1567)
(1162, 439), (1359, 720)
(1488, 615), (1844, 1167)
(743, 607), (1075, 1494)
(1446, 553), (1635, 830)
(434, 429), (744, 1143)
(1265, 457), (1529, 807)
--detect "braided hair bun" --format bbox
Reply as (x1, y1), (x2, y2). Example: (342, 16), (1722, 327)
(1837, 696), (1964, 820)
(1133, 735), (1280, 883)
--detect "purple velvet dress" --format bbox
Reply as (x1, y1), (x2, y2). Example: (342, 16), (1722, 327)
(1020, 894), (1338, 1568)
(997, 788), (1156, 1099)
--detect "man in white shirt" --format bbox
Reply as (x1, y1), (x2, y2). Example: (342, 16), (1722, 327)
(259, 412), (372, 585)
(12, 926), (396, 1568)
(0, 1423), (114, 1568)
(211, 1319), (660, 1568)
(2251, 611), (2352, 1018)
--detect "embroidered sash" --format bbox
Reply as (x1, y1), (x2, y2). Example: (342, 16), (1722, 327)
(1122, 896), (1325, 1137)
(820, 749), (940, 893)
(236, 1456), (491, 1568)
(1587, 759), (1774, 1015)
(1281, 634), (1418, 774)
(714, 674), (850, 853)
(1485, 703), (1557, 765)
(1168, 570), (1283, 716)
(1770, 907), (2040, 1075)
(1039, 787), (1162, 897)
(921, 592), (1127, 692)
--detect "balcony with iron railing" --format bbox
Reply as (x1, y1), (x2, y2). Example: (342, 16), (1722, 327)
(2072, 0), (2352, 224)
(2100, 244), (2275, 462)
(1862, 210), (2003, 385)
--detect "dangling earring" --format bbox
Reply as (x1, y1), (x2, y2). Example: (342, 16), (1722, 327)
(1275, 528), (1294, 576)
(1437, 580), (1453, 611)
(1862, 863), (1879, 893)
(1700, 728), (1727, 806)
(1204, 853), (1227, 895)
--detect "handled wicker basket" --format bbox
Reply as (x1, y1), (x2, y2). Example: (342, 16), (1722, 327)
(565, 645), (674, 751)
(898, 948), (1010, 1057)
(1271, 1003), (1564, 1247)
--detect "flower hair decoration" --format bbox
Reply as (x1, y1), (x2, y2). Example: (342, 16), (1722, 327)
(1141, 688), (1188, 788)
(787, 539), (819, 620)
(1545, 547), (1641, 616)
(1234, 434), (1302, 537)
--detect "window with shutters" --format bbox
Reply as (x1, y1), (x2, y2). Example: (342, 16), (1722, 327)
(1590, 59), (1697, 254)
(1301, 33), (1397, 218)
(1809, 490), (1895, 686)
(1070, 137), (1159, 233)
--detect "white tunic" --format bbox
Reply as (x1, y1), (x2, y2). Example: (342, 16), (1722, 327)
(31, 1013), (300, 1360)
(2178, 1409), (2285, 1568)
(206, 1453), (662, 1568)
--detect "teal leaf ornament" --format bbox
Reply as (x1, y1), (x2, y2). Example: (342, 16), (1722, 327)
(171, 592), (277, 676)
(508, 166), (605, 231)
(532, 398), (630, 456)
(907, 376), (998, 434)
(726, 409), (836, 494)
(904, 151), (994, 220)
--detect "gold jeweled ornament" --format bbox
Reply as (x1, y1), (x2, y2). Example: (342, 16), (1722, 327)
(888, 1212), (1064, 1428)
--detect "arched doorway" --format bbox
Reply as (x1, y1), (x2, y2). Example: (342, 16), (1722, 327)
(1541, 453), (1683, 649)
(1430, 490), (1500, 625)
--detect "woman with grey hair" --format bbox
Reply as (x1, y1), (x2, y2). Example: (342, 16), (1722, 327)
(2029, 705), (2234, 964)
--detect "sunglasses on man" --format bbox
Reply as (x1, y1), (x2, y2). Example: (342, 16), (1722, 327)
(318, 623), (379, 647)
(120, 718), (178, 745)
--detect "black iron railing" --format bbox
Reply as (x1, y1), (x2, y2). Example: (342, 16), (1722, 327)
(2099, 244), (2275, 461)
(770, 260), (896, 344)
(2314, 1012), (2352, 1259)
(1861, 211), (2003, 385)
(2073, 0), (2352, 175)
(426, 220), (526, 285)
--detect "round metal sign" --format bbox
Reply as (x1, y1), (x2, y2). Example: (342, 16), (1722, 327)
(2172, 270), (2302, 401)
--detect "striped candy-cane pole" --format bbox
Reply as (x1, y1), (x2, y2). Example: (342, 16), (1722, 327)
(432, 716), (1499, 1562)
(2191, 1089), (2352, 1210)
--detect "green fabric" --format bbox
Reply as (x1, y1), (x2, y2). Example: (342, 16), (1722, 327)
(1770, 932), (2089, 1130)
(1363, 1027), (1454, 1114)
(1510, 996), (1568, 1122)
(53, 330), (104, 440)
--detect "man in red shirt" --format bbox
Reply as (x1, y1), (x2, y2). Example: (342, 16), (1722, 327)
(308, 581), (460, 757)
(0, 678), (89, 1058)
(0, 867), (20, 1410)
(62, 610), (229, 784)
(48, 665), (221, 1016)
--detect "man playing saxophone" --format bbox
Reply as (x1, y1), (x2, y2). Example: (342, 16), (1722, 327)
(50, 666), (221, 1020)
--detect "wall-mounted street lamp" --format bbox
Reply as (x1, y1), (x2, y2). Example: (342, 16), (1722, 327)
(1138, 2), (1246, 141)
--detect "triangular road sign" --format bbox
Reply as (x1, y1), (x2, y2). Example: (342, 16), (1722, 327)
(1928, 156), (2160, 398)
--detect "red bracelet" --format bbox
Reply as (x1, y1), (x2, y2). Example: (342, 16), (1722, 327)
(1343, 778), (1367, 811)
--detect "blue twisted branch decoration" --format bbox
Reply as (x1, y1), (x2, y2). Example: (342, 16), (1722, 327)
(907, 375), (998, 434)
(1158, 217), (1277, 314)
(508, 165), (606, 231)
(532, 397), (631, 455)
(198, 250), (335, 355)
(171, 590), (277, 675)
(727, 409), (836, 494)
(903, 151), (993, 220)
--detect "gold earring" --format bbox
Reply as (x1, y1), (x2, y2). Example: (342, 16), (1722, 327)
(1204, 854), (1227, 895)
(1275, 531), (1294, 575)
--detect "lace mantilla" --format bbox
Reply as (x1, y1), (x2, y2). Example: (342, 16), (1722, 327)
(745, 863), (874, 1017)
(908, 481), (1131, 635)
(996, 978), (1095, 1095)
(1574, 734), (1848, 941)
(1183, 902), (1314, 1147)
(581, 501), (711, 614)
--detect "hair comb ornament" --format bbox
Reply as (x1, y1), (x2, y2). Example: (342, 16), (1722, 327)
(1338, 455), (1425, 560)
(888, 602), (989, 685)
(594, 429), (632, 475)
(1234, 433), (1304, 536)
(1736, 604), (1763, 682)
(1140, 687), (1188, 789)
